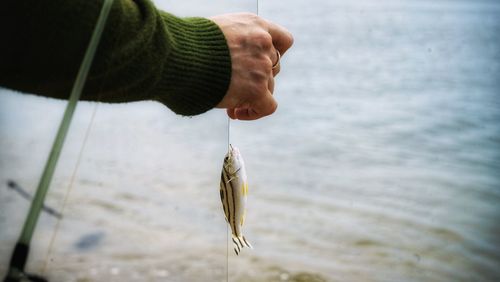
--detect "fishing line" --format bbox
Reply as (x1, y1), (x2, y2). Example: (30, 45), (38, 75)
(41, 103), (100, 274)
(2, 1), (114, 281)
(226, 116), (230, 282)
(40, 0), (119, 276)
(226, 115), (230, 282)
(228, 116), (231, 150)
(225, 3), (259, 281)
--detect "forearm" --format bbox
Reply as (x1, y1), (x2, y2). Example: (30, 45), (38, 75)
(0, 0), (231, 115)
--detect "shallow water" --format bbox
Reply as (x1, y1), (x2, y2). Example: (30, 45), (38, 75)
(1, 0), (499, 281)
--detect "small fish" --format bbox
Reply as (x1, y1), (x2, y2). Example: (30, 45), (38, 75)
(220, 145), (253, 255)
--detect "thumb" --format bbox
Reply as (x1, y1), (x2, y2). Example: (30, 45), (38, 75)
(234, 92), (277, 120)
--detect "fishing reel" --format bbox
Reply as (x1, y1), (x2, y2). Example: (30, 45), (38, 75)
(3, 243), (47, 282)
(4, 271), (48, 282)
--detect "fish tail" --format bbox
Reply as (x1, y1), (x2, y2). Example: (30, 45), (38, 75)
(241, 235), (253, 249)
(232, 235), (253, 255)
(232, 236), (241, 255)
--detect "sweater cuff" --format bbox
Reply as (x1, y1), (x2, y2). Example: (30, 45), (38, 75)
(155, 12), (231, 116)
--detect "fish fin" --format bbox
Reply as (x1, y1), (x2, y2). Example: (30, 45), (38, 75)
(232, 235), (252, 255)
(242, 235), (253, 249)
(241, 182), (248, 196)
(237, 236), (245, 249)
(232, 236), (241, 255)
(240, 210), (246, 226)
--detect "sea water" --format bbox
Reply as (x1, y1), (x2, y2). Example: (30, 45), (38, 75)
(1, 0), (499, 281)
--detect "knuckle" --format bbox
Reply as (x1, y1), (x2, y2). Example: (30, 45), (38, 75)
(242, 12), (259, 20)
(249, 13), (266, 25)
(250, 79), (268, 95)
(250, 69), (268, 84)
(257, 84), (269, 97)
(262, 57), (273, 71)
(273, 67), (280, 76)
(251, 31), (273, 50)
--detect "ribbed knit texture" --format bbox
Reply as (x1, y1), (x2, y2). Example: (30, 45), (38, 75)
(0, 0), (231, 116)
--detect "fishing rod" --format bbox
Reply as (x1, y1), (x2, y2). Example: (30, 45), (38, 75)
(3, 0), (114, 281)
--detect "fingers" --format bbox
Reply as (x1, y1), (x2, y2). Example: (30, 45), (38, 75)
(226, 74), (275, 120)
(271, 49), (281, 76)
(235, 99), (277, 120)
(257, 19), (290, 75)
(272, 63), (280, 76)
(268, 75), (275, 94)
(226, 108), (236, 119)
(227, 90), (277, 121)
(215, 13), (292, 121)
(266, 20), (294, 55)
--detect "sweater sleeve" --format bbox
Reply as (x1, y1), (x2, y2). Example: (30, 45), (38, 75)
(0, 0), (231, 116)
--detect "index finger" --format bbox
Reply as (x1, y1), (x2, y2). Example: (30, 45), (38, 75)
(266, 20), (294, 55)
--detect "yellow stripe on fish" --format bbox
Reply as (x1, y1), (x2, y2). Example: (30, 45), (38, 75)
(242, 183), (249, 196)
(220, 145), (253, 255)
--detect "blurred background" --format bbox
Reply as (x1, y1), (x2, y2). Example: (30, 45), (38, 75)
(1, 0), (499, 281)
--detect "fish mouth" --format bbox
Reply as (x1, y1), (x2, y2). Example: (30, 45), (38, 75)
(229, 144), (240, 156)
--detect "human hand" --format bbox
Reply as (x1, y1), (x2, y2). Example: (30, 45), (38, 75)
(210, 13), (293, 120)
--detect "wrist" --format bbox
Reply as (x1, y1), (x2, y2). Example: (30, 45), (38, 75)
(154, 13), (231, 115)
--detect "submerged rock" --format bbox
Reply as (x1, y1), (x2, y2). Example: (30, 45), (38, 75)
(75, 231), (105, 250)
(289, 272), (328, 282)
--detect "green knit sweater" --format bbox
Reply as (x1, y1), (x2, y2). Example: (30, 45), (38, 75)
(0, 0), (232, 116)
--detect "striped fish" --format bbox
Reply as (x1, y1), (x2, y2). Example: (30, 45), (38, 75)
(220, 144), (253, 255)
